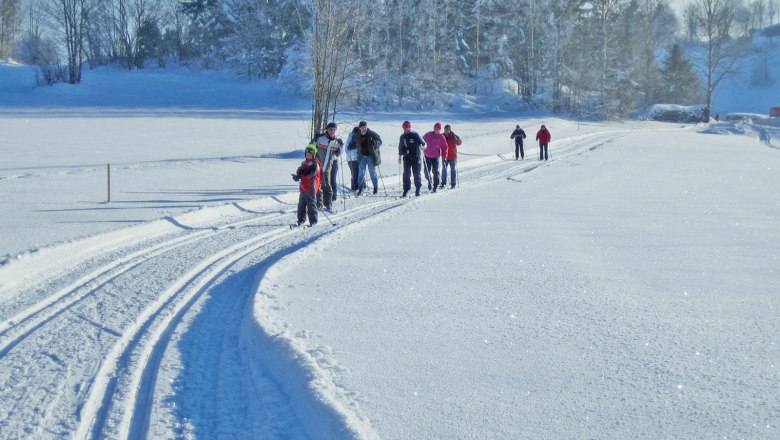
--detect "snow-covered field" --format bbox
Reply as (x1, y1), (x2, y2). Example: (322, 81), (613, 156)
(1, 64), (779, 439)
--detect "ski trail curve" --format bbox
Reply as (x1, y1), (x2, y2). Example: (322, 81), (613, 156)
(0, 128), (646, 439)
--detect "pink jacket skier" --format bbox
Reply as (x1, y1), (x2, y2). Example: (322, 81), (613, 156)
(423, 123), (448, 159)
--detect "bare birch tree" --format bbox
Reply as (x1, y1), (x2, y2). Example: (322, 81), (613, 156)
(691, 0), (748, 117)
(303, 0), (358, 138)
(41, 0), (95, 83)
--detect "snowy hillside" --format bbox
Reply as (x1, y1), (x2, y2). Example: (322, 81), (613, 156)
(710, 33), (780, 115)
(1, 65), (778, 439)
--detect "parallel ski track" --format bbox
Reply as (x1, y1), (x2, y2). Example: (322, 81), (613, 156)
(0, 129), (631, 439)
(0, 210), (294, 358)
(80, 199), (406, 439)
(99, 129), (632, 439)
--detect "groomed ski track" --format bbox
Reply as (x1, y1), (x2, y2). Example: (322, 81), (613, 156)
(0, 129), (639, 439)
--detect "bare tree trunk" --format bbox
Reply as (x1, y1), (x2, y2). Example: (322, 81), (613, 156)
(306, 0), (357, 139)
(44, 0), (91, 83)
(693, 0), (746, 118)
(0, 0), (22, 59)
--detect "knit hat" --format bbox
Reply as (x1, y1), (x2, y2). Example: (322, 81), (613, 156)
(444, 124), (451, 130)
(434, 122), (442, 131)
(402, 121), (411, 129)
(325, 122), (337, 130)
(305, 144), (317, 156)
(358, 120), (367, 127)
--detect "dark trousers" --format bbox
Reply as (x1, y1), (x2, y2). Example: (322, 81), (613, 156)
(515, 142), (525, 159)
(539, 143), (548, 160)
(423, 156), (440, 189)
(441, 158), (457, 187)
(348, 160), (359, 190)
(330, 160), (339, 200)
(402, 156), (422, 192)
(297, 192), (318, 225)
(316, 159), (335, 208)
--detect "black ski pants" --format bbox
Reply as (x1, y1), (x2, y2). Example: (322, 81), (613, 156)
(297, 192), (318, 225)
(330, 160), (339, 201)
(402, 156), (422, 193)
(423, 156), (440, 190)
(539, 143), (548, 161)
(348, 160), (359, 190)
(316, 151), (335, 208)
(515, 141), (525, 159)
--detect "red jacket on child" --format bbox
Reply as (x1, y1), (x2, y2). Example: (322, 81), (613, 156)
(297, 158), (321, 194)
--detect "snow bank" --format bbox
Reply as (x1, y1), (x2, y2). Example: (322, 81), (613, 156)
(248, 218), (405, 439)
(647, 104), (708, 123)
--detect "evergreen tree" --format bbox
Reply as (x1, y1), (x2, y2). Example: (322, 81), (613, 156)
(135, 18), (162, 68)
(657, 43), (701, 104)
(180, 0), (230, 65)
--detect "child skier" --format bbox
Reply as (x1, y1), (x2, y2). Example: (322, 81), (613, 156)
(292, 144), (321, 226)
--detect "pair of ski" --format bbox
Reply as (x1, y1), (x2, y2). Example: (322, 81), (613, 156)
(290, 223), (316, 229)
(290, 209), (338, 229)
(290, 221), (338, 229)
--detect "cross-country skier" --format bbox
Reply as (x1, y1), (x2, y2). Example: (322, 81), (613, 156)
(441, 124), (461, 189)
(422, 122), (448, 192)
(398, 121), (425, 197)
(315, 122), (343, 211)
(510, 124), (527, 160)
(536, 124), (551, 161)
(354, 120), (383, 196)
(292, 144), (321, 226)
(345, 126), (360, 191)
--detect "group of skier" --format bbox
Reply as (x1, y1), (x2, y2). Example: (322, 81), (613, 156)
(510, 124), (552, 161)
(292, 121), (551, 227)
(399, 121), (462, 198)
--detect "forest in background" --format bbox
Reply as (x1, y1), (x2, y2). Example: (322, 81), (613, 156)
(1, 0), (779, 118)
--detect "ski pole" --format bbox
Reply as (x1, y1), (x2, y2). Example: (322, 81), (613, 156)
(398, 157), (401, 190)
(422, 157), (432, 190)
(339, 153), (346, 211)
(318, 205), (336, 226)
(377, 166), (388, 197)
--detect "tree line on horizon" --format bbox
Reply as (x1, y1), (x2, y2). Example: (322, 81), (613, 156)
(1, 0), (778, 120)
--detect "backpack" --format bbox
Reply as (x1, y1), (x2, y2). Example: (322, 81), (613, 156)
(401, 133), (422, 157)
(371, 146), (382, 166)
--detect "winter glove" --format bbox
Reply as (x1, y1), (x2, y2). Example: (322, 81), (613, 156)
(292, 173), (300, 182)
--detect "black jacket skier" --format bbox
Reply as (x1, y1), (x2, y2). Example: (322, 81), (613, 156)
(398, 121), (425, 197)
(510, 125), (527, 160)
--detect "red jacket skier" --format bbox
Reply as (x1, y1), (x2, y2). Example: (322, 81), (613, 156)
(536, 125), (551, 161)
(441, 124), (462, 189)
(292, 144), (322, 226)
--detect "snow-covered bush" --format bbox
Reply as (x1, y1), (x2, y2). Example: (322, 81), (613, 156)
(277, 44), (312, 97)
(13, 33), (67, 86)
(648, 104), (708, 123)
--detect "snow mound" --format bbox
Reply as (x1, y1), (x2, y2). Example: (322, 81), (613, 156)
(648, 104), (708, 123)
